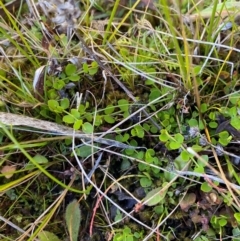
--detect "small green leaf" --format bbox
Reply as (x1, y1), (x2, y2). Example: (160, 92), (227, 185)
(209, 112), (216, 120)
(174, 133), (184, 143)
(188, 119), (198, 127)
(63, 115), (75, 124)
(143, 123), (150, 131)
(104, 105), (115, 114)
(65, 64), (77, 76)
(218, 218), (227, 227)
(73, 119), (83, 130)
(71, 109), (80, 119)
(192, 144), (203, 152)
(118, 99), (129, 111)
(138, 162), (147, 171)
(233, 227), (240, 239)
(122, 133), (130, 142)
(229, 106), (237, 116)
(180, 150), (191, 161)
(193, 65), (201, 75)
(219, 137), (232, 146)
(38, 231), (61, 241)
(209, 121), (218, 128)
(134, 125), (144, 138)
(230, 117), (240, 130)
(121, 159), (131, 171)
(82, 122), (93, 134)
(143, 184), (169, 206)
(154, 206), (165, 217)
(33, 154), (48, 164)
(234, 213), (240, 222)
(218, 131), (229, 139)
(140, 177), (152, 187)
(131, 128), (137, 137)
(60, 98), (70, 109)
(89, 61), (99, 75)
(229, 93), (240, 105)
(150, 125), (158, 134)
(94, 115), (102, 126)
(48, 99), (64, 113)
(146, 149), (155, 157)
(83, 62), (89, 73)
(200, 103), (208, 113)
(201, 182), (212, 192)
(149, 89), (161, 101)
(53, 79), (65, 90)
(169, 141), (181, 150)
(68, 74), (80, 81)
(159, 129), (169, 142)
(65, 199), (81, 241)
(48, 100), (59, 111)
(194, 165), (204, 173)
(104, 115), (115, 124)
(76, 145), (96, 157)
(114, 209), (123, 223)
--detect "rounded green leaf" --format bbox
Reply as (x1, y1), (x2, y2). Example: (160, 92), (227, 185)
(149, 89), (161, 101)
(71, 109), (80, 119)
(60, 98), (70, 109)
(159, 130), (169, 142)
(188, 119), (198, 127)
(118, 99), (129, 111)
(201, 182), (212, 192)
(104, 115), (115, 124)
(134, 125), (144, 138)
(234, 213), (240, 222)
(174, 133), (184, 143)
(65, 63), (77, 76)
(218, 218), (227, 227)
(231, 117), (240, 130)
(63, 115), (75, 124)
(104, 105), (115, 114)
(82, 122), (93, 134)
(218, 131), (229, 139)
(140, 177), (152, 187)
(200, 103), (208, 113)
(48, 99), (59, 111)
(53, 79), (65, 90)
(209, 112), (216, 120)
(209, 121), (218, 128)
(33, 154), (48, 164)
(169, 141), (181, 150)
(76, 145), (96, 157)
(68, 74), (80, 81)
(73, 119), (83, 130)
(180, 150), (191, 161)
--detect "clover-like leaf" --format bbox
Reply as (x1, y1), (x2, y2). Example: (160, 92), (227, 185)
(65, 64), (77, 76)
(82, 122), (93, 134)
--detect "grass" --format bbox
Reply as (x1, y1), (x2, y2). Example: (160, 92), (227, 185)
(1, 0), (240, 240)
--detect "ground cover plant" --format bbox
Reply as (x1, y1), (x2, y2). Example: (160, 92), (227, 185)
(1, 0), (240, 240)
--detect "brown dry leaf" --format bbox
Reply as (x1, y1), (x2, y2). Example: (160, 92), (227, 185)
(191, 213), (202, 224)
(179, 193), (196, 211)
(1, 165), (16, 179)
